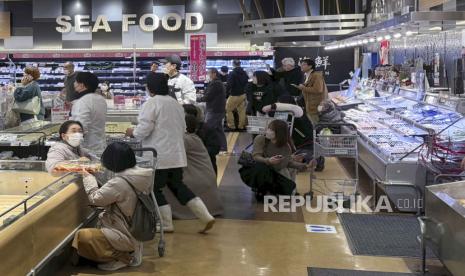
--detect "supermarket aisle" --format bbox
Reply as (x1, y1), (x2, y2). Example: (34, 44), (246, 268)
(57, 133), (443, 276)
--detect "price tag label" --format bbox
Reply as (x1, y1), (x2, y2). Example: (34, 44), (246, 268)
(51, 108), (70, 123)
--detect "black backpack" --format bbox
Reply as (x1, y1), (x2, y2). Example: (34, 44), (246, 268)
(116, 176), (157, 241)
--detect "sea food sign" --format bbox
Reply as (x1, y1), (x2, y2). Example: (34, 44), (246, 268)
(56, 12), (203, 33)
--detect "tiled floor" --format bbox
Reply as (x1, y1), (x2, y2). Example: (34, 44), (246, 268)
(58, 133), (445, 276)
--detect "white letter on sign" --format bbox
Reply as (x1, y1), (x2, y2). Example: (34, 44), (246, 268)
(185, 13), (203, 31)
(56, 15), (72, 33)
(75, 15), (90, 33)
(161, 13), (182, 31)
(92, 15), (111, 32)
(122, 14), (137, 32)
(140, 14), (160, 32)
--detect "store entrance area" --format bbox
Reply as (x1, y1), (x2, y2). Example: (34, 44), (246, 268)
(55, 133), (446, 276)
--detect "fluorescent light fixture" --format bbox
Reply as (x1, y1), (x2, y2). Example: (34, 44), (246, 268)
(376, 36), (383, 42)
(384, 35), (392, 40)
(393, 33), (402, 38)
(457, 20), (465, 26)
(369, 38), (375, 43)
(357, 40), (363, 45)
(363, 39), (369, 44)
(405, 30), (416, 36)
(75, 1), (81, 8)
(429, 26), (442, 31)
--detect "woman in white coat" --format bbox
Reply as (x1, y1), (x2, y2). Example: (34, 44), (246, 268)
(125, 72), (214, 234)
(71, 72), (107, 153)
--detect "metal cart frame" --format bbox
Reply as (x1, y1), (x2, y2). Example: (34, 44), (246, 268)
(306, 123), (359, 200)
(246, 111), (295, 135)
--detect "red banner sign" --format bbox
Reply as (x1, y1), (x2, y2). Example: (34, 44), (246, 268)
(189, 34), (207, 82)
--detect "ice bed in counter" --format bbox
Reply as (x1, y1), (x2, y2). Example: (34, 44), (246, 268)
(0, 168), (93, 276)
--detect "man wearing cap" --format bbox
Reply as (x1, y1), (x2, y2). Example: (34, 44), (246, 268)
(162, 55), (197, 105)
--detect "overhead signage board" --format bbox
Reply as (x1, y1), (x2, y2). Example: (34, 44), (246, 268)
(56, 12), (203, 33)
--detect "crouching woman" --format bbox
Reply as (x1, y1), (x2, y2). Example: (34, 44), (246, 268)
(72, 142), (152, 271)
(239, 120), (311, 200)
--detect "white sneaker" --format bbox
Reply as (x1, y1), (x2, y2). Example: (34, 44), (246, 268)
(130, 242), (143, 267)
(97, 261), (128, 271)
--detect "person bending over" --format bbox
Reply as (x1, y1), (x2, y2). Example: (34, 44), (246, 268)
(164, 114), (223, 219)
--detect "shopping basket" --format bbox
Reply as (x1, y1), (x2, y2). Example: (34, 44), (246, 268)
(306, 123), (359, 202)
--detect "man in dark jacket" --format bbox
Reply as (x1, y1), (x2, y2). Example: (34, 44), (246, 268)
(272, 57), (304, 97)
(225, 60), (249, 130)
(196, 68), (227, 172)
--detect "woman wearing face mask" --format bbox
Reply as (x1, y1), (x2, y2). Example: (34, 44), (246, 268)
(45, 120), (94, 175)
(246, 70), (286, 116)
(239, 120), (312, 201)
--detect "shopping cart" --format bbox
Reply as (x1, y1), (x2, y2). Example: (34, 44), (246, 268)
(305, 123), (359, 203)
(100, 136), (165, 257)
(246, 111), (295, 135)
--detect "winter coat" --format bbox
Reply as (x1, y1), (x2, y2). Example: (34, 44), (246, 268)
(133, 95), (187, 169)
(164, 133), (223, 219)
(71, 92), (107, 153)
(226, 67), (249, 96)
(13, 81), (45, 122)
(168, 73), (197, 104)
(64, 72), (78, 102)
(198, 79), (226, 115)
(82, 166), (153, 252)
(272, 67), (304, 96)
(45, 141), (94, 174)
(302, 71), (328, 116)
(247, 82), (286, 115)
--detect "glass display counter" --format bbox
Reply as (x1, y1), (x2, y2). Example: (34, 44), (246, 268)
(0, 169), (93, 276)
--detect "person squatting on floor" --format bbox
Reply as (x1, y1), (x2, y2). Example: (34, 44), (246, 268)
(239, 119), (313, 201)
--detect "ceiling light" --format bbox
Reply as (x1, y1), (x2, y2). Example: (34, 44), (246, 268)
(429, 26), (442, 31)
(75, 1), (81, 8)
(376, 37), (383, 42)
(357, 40), (363, 45)
(369, 38), (375, 43)
(393, 33), (402, 38)
(384, 35), (392, 40)
(457, 20), (465, 26)
(362, 39), (368, 44)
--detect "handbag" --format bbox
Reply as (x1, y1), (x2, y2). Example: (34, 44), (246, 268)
(4, 108), (20, 128)
(12, 96), (41, 115)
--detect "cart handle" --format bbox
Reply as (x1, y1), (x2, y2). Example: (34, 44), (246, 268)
(433, 174), (465, 184)
(132, 147), (157, 158)
(314, 123), (357, 132)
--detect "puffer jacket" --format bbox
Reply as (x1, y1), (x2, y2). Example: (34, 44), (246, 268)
(45, 141), (93, 174)
(302, 71), (328, 115)
(82, 166), (153, 252)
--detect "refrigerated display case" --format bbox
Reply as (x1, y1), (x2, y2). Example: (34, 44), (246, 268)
(0, 169), (93, 276)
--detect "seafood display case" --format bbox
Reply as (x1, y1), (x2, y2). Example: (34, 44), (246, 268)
(336, 80), (465, 212)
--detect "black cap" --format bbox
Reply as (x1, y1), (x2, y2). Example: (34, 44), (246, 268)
(160, 54), (182, 67)
(220, 66), (229, 73)
(146, 72), (169, 96)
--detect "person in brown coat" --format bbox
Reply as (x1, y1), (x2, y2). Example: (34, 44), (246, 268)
(296, 58), (328, 125)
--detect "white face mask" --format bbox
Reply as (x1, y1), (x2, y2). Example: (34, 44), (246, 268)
(64, 69), (69, 75)
(317, 105), (324, 112)
(265, 129), (275, 140)
(101, 84), (108, 91)
(67, 133), (83, 147)
(205, 75), (211, 83)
